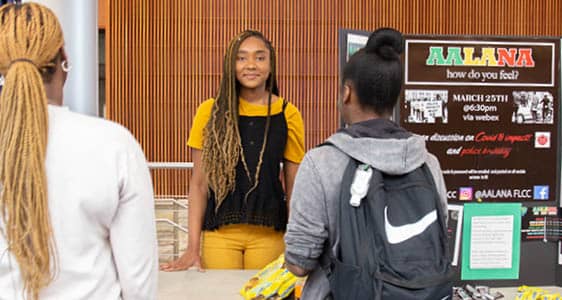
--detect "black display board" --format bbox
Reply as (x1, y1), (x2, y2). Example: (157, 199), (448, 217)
(338, 29), (562, 286)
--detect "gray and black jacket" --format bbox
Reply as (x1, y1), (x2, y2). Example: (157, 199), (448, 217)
(284, 118), (448, 300)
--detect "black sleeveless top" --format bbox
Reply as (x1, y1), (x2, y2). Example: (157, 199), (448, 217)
(203, 101), (288, 231)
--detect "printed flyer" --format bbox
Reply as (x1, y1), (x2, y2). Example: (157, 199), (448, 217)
(461, 203), (521, 280)
(521, 206), (559, 241)
(400, 37), (560, 204)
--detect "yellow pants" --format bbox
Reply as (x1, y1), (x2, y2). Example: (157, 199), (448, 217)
(202, 224), (285, 269)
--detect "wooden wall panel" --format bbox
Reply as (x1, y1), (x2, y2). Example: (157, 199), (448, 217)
(107, 0), (562, 196)
(98, 0), (108, 29)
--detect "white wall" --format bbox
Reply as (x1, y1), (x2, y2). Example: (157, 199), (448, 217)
(30, 0), (99, 116)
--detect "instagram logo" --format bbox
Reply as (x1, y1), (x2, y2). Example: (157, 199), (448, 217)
(459, 187), (473, 201)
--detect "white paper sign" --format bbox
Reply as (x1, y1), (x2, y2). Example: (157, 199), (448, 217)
(470, 215), (514, 269)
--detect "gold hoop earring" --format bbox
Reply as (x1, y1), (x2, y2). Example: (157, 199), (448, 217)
(61, 60), (72, 73)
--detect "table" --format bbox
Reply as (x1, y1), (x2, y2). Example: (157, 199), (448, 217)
(158, 270), (562, 299)
(159, 270), (256, 300)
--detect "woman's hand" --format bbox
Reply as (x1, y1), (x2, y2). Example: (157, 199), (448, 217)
(159, 247), (204, 272)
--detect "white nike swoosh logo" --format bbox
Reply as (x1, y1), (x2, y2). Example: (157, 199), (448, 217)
(440, 296), (450, 300)
(384, 206), (437, 244)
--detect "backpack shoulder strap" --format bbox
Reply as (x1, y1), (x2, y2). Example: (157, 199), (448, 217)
(317, 139), (379, 271)
(318, 140), (360, 273)
(418, 163), (448, 234)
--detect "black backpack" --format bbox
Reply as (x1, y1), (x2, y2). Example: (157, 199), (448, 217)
(323, 150), (453, 300)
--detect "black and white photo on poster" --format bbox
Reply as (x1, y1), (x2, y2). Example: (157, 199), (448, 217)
(512, 91), (554, 124)
(404, 89), (448, 124)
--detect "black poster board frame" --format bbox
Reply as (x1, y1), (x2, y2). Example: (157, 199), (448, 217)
(338, 29), (562, 287)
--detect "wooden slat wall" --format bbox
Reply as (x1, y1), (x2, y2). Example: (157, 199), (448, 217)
(98, 0), (108, 29)
(107, 0), (562, 196)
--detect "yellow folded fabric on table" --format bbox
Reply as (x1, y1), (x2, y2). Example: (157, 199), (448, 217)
(240, 254), (298, 300)
(516, 285), (562, 300)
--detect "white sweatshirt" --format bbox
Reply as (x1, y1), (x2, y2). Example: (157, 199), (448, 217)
(0, 105), (158, 299)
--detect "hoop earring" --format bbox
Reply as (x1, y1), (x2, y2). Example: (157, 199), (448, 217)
(61, 60), (72, 73)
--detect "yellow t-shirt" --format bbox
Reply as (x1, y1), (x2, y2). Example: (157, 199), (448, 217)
(187, 97), (305, 163)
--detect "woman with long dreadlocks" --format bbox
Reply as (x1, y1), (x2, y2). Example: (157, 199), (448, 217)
(161, 30), (305, 270)
(0, 2), (157, 299)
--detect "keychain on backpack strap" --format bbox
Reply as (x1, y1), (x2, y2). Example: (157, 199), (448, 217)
(349, 164), (372, 207)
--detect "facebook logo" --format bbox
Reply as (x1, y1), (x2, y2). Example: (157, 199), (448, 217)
(533, 186), (549, 200)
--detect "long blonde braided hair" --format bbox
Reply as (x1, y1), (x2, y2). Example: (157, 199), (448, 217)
(202, 30), (279, 208)
(0, 3), (64, 299)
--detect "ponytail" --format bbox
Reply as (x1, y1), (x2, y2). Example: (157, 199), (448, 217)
(0, 3), (64, 299)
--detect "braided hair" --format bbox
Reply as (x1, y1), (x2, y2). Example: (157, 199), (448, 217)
(0, 2), (64, 299)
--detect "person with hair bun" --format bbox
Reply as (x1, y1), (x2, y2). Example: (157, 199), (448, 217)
(0, 2), (157, 299)
(160, 30), (305, 271)
(284, 28), (448, 299)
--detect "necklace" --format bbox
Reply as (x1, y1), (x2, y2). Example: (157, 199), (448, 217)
(238, 92), (272, 202)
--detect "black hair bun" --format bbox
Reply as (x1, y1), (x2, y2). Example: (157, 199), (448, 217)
(364, 28), (404, 60)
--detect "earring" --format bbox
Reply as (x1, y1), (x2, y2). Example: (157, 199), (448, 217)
(61, 60), (72, 73)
